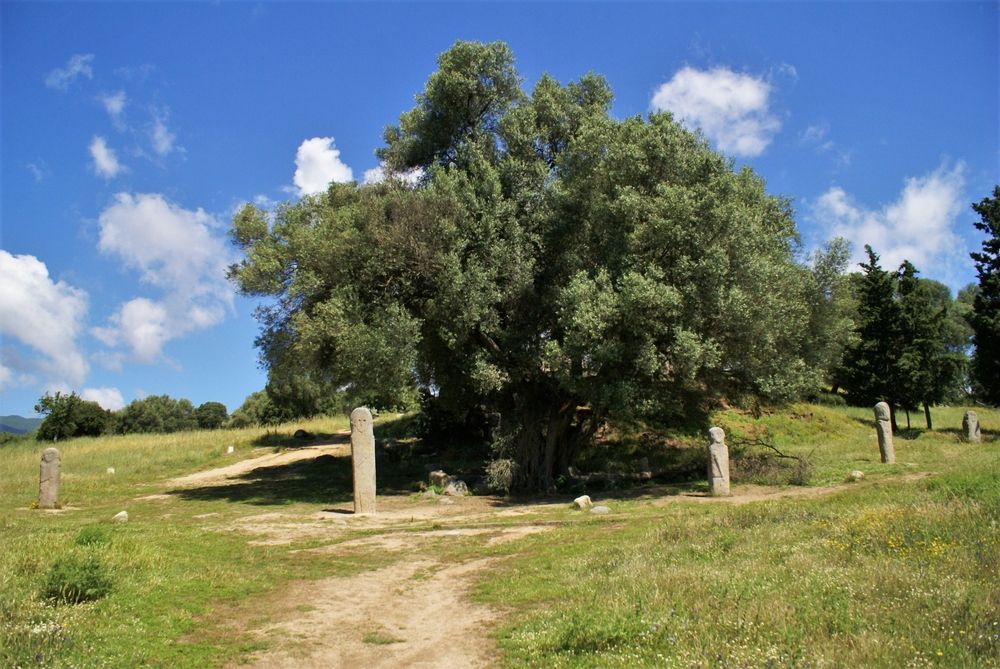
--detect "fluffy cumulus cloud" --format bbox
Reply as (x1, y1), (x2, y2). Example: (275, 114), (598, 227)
(812, 162), (967, 280)
(651, 66), (781, 157)
(81, 386), (125, 411)
(45, 53), (95, 90)
(293, 137), (353, 196)
(93, 193), (233, 362)
(0, 251), (89, 389)
(89, 136), (123, 178)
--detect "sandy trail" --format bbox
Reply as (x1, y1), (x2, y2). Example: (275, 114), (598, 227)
(236, 558), (499, 669)
(167, 439), (349, 488)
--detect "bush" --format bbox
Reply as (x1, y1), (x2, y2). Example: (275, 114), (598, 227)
(41, 553), (113, 604)
(0, 432), (31, 447)
(484, 458), (517, 494)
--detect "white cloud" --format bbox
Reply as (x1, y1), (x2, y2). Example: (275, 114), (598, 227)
(362, 163), (424, 186)
(81, 387), (125, 411)
(151, 115), (176, 156)
(94, 193), (233, 362)
(99, 91), (127, 126)
(0, 251), (89, 388)
(651, 66), (781, 157)
(0, 363), (11, 391)
(45, 53), (95, 90)
(812, 162), (967, 280)
(293, 137), (353, 196)
(89, 136), (123, 178)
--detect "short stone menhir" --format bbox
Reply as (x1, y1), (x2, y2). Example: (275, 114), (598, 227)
(707, 426), (730, 496)
(874, 402), (895, 464)
(38, 447), (60, 509)
(963, 411), (982, 444)
(350, 407), (377, 515)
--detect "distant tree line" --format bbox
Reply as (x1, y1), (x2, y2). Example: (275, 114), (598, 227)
(32, 393), (231, 441)
(30, 388), (306, 442)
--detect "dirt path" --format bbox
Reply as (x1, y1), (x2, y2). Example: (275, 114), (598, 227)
(237, 558), (500, 669)
(167, 440), (349, 488)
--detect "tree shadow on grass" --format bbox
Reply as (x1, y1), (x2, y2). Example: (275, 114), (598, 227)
(168, 449), (430, 507)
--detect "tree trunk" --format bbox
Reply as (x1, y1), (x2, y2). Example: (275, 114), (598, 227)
(509, 394), (580, 492)
(889, 403), (899, 433)
(905, 410), (911, 430)
(923, 402), (933, 430)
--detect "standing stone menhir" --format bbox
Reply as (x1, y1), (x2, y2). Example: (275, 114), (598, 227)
(350, 407), (377, 515)
(962, 411), (981, 444)
(38, 447), (61, 509)
(707, 426), (730, 496)
(874, 402), (895, 464)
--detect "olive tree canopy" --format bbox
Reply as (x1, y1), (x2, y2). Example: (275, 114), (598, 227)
(229, 41), (815, 490)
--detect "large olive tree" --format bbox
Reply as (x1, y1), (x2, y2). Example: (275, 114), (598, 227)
(229, 41), (815, 490)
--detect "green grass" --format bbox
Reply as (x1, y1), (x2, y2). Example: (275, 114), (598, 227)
(476, 404), (1000, 668)
(0, 415), (372, 667)
(1, 404), (997, 667)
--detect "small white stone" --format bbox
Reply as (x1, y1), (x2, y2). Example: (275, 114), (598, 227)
(226, 445), (235, 454)
(573, 495), (593, 510)
(106, 467), (116, 475)
(846, 470), (865, 482)
(111, 510), (129, 523)
(590, 505), (611, 515)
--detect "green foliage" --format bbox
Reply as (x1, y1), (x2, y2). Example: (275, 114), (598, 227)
(230, 41), (822, 489)
(195, 401), (228, 430)
(838, 246), (903, 409)
(228, 390), (292, 427)
(117, 395), (198, 434)
(969, 185), (1000, 405)
(35, 392), (113, 441)
(802, 237), (856, 388)
(895, 262), (965, 423)
(838, 248), (967, 423)
(41, 552), (113, 604)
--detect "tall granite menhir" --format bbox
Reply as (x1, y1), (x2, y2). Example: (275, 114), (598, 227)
(350, 407), (377, 514)
(707, 426), (730, 496)
(38, 447), (61, 509)
(874, 402), (895, 464)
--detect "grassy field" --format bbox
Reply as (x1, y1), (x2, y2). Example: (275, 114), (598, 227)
(1, 404), (998, 667)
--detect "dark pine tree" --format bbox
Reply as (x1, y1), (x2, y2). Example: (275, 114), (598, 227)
(969, 186), (1000, 405)
(839, 246), (904, 428)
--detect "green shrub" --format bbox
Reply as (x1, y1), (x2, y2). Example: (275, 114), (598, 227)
(41, 553), (113, 604)
(74, 526), (111, 547)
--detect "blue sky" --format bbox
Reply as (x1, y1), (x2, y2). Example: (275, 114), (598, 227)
(1, 1), (997, 417)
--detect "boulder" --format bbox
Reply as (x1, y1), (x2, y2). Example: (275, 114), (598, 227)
(590, 505), (611, 515)
(573, 495), (593, 510)
(111, 510), (129, 523)
(428, 470), (450, 488)
(443, 479), (469, 496)
(846, 470), (865, 482)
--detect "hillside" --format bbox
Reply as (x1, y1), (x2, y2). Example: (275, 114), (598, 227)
(0, 415), (41, 434)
